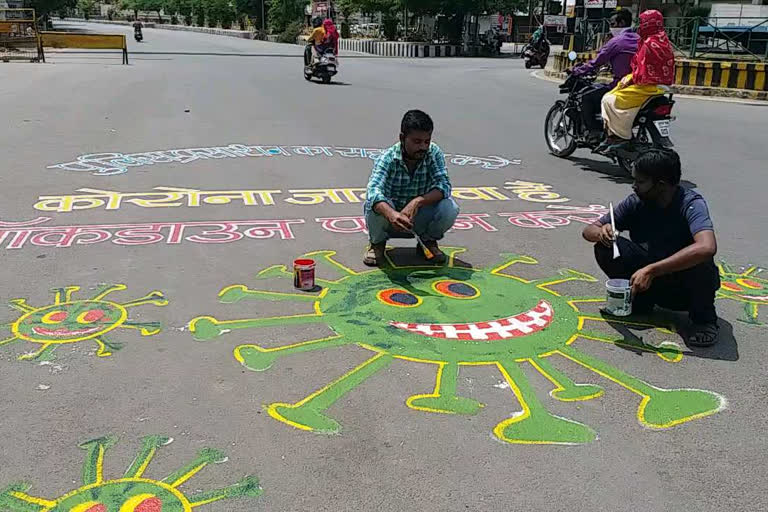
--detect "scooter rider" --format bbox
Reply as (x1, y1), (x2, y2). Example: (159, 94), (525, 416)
(304, 17), (325, 67)
(132, 19), (143, 39)
(570, 9), (639, 142)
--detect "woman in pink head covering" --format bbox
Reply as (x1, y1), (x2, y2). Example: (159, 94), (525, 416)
(323, 18), (339, 55)
(600, 10), (675, 147)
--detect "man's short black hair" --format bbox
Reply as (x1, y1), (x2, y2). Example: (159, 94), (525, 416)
(401, 110), (434, 137)
(633, 149), (682, 185)
(612, 9), (632, 27)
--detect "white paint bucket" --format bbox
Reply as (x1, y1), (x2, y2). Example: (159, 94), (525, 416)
(605, 279), (632, 316)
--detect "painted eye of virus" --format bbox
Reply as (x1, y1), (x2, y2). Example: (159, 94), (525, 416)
(0, 435), (262, 511)
(1, 284), (168, 362)
(189, 249), (724, 445)
(377, 288), (422, 307)
(717, 261), (768, 325)
(433, 280), (480, 299)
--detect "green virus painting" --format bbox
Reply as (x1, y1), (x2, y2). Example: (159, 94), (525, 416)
(190, 249), (724, 445)
(717, 261), (768, 325)
(1, 284), (168, 362)
(0, 435), (262, 512)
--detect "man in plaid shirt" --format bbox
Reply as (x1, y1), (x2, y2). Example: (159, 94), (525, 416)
(363, 110), (459, 266)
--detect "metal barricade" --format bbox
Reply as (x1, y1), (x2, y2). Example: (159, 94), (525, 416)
(0, 8), (44, 62)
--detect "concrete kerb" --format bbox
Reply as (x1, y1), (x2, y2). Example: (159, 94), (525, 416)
(62, 18), (252, 39)
(540, 69), (768, 102)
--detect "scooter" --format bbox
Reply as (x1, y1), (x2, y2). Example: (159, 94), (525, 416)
(523, 38), (549, 69)
(134, 28), (143, 42)
(304, 47), (337, 84)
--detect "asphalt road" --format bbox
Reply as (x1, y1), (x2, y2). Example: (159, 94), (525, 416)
(0, 21), (766, 512)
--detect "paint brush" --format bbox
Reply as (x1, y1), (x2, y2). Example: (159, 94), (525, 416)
(609, 202), (620, 260)
(410, 230), (434, 260)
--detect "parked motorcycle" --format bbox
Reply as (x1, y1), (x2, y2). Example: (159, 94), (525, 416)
(523, 39), (549, 69)
(544, 53), (675, 173)
(304, 48), (337, 84)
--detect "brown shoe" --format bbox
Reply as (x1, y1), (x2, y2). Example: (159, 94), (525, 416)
(418, 240), (447, 264)
(363, 243), (386, 267)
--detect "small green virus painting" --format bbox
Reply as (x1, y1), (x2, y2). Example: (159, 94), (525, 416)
(189, 249), (725, 446)
(718, 261), (768, 325)
(0, 435), (262, 511)
(1, 284), (168, 362)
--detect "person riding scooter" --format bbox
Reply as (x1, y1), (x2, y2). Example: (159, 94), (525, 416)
(570, 9), (639, 143)
(524, 24), (550, 68)
(133, 20), (143, 42)
(304, 17), (325, 67)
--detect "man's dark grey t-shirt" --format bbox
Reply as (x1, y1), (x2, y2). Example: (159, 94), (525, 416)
(598, 187), (714, 261)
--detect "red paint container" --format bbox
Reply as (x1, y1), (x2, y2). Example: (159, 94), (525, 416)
(293, 259), (316, 290)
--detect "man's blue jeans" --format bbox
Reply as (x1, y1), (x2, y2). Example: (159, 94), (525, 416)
(365, 198), (460, 245)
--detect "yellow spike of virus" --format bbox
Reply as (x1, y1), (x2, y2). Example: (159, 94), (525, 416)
(0, 284), (167, 363)
(0, 435), (262, 512)
(190, 249), (724, 446)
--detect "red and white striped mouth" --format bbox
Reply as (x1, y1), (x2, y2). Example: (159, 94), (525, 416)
(33, 326), (101, 337)
(739, 293), (768, 302)
(390, 300), (554, 341)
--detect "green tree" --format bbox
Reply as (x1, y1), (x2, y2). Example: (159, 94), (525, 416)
(76, 0), (95, 19)
(119, 0), (138, 18)
(192, 0), (206, 25)
(24, 0), (77, 19)
(205, 0), (235, 28)
(268, 0), (307, 33)
(138, 0), (165, 22)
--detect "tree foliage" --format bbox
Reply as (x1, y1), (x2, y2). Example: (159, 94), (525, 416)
(268, 0), (306, 33)
(339, 0), (527, 16)
(24, 0), (76, 18)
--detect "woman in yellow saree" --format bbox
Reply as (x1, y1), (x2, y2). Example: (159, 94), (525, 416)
(600, 10), (675, 148)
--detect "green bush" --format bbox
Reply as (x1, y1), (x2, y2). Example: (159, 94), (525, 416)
(341, 21), (350, 39)
(278, 20), (303, 43)
(382, 14), (397, 40)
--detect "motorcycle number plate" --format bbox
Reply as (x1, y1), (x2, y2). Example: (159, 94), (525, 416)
(654, 120), (671, 137)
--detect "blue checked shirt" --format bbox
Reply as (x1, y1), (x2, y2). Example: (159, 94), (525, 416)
(364, 142), (452, 213)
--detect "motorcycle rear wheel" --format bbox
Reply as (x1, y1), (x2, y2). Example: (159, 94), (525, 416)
(545, 103), (577, 158)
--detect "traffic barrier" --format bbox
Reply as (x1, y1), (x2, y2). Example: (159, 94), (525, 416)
(338, 38), (463, 57)
(553, 51), (767, 92)
(676, 60), (766, 91)
(41, 31), (128, 64)
(0, 8), (44, 63)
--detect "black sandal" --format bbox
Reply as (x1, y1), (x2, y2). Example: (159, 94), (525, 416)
(687, 323), (719, 347)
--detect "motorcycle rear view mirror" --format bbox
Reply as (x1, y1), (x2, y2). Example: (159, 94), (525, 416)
(568, 51), (578, 61)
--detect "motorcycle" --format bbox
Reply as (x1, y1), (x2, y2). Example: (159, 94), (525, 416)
(544, 53), (675, 173)
(481, 28), (503, 56)
(304, 47), (337, 84)
(134, 28), (143, 42)
(523, 38), (549, 69)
